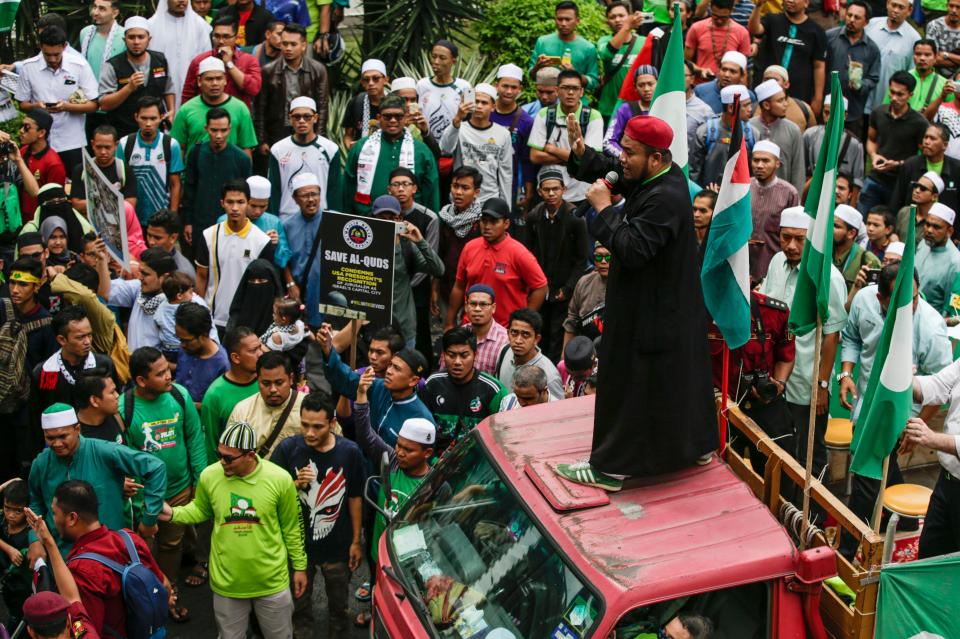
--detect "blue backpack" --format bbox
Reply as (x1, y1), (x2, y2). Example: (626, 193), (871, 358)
(70, 529), (168, 639)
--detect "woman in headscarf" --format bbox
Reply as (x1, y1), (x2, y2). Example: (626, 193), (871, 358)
(39, 216), (76, 270)
(226, 259), (284, 335)
(21, 184), (92, 255)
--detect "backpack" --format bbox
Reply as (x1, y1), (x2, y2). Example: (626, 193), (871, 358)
(0, 298), (50, 412)
(545, 105), (593, 144)
(69, 529), (168, 639)
(123, 385), (186, 434)
(704, 116), (756, 154)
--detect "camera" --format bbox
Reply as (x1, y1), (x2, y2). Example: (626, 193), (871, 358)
(741, 370), (779, 403)
(0, 141), (16, 156)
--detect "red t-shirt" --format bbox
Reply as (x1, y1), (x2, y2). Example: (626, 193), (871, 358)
(684, 19), (751, 81)
(455, 235), (548, 325)
(66, 526), (165, 637)
(20, 144), (66, 222)
(237, 8), (253, 46)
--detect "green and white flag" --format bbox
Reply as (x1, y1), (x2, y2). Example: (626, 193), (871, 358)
(850, 210), (916, 479)
(876, 552), (960, 638)
(0, 0), (18, 33)
(648, 4), (686, 172)
(788, 72), (846, 337)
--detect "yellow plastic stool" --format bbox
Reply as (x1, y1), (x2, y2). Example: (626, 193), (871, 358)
(883, 484), (933, 518)
(825, 417), (854, 496)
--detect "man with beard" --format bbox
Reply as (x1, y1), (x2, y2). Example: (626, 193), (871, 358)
(555, 114), (716, 490)
(916, 202), (960, 313)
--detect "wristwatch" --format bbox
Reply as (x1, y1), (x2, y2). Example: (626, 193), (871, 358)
(836, 371), (853, 383)
(286, 281), (295, 289)
(818, 379), (830, 390)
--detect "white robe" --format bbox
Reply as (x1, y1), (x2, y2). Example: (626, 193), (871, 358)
(147, 2), (211, 109)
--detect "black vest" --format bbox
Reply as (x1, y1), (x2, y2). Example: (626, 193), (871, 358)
(104, 49), (170, 138)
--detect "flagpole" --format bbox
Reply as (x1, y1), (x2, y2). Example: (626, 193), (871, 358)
(719, 342), (730, 456)
(871, 455), (892, 532)
(800, 318), (823, 550)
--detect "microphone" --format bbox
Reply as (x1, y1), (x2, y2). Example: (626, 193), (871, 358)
(600, 171), (619, 190)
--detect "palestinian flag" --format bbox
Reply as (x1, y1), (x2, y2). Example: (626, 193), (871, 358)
(701, 96), (752, 349)
(850, 209), (916, 479)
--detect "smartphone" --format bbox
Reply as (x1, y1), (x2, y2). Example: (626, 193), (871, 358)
(866, 268), (881, 285)
(463, 88), (475, 104)
(407, 102), (420, 115)
(44, 102), (57, 108)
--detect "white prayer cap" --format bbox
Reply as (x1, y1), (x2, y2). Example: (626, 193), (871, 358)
(763, 64), (789, 82)
(720, 84), (751, 105)
(780, 206), (809, 230)
(922, 170), (945, 194)
(720, 51), (747, 71)
(823, 94), (849, 109)
(247, 175), (271, 201)
(753, 140), (781, 159)
(885, 241), (905, 258)
(41, 403), (77, 430)
(474, 82), (498, 101)
(835, 204), (863, 230)
(361, 59), (387, 76)
(928, 202), (956, 226)
(755, 79), (783, 103)
(290, 172), (320, 192)
(198, 56), (225, 75)
(289, 96), (317, 113)
(390, 77), (417, 92)
(497, 63), (524, 81)
(124, 16), (150, 33)
(398, 418), (436, 446)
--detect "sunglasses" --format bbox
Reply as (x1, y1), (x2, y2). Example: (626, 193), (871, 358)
(910, 181), (932, 193)
(290, 113), (314, 121)
(594, 253), (611, 263)
(216, 450), (249, 464)
(380, 112), (405, 121)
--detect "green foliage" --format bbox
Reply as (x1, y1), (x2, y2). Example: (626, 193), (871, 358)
(475, 0), (608, 73)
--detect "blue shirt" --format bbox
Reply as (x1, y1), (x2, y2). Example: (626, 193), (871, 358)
(693, 79), (758, 114)
(218, 211), (292, 269)
(175, 345), (230, 403)
(283, 211), (323, 326)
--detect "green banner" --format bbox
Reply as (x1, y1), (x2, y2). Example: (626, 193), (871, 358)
(876, 552), (960, 638)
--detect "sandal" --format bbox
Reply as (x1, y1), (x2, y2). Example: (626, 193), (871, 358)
(355, 581), (371, 602)
(184, 562), (208, 587)
(354, 611), (371, 628)
(168, 589), (190, 623)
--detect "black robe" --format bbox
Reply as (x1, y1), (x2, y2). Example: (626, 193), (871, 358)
(570, 148), (717, 476)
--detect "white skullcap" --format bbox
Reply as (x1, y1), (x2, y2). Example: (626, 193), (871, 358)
(247, 175), (271, 200)
(835, 204), (863, 230)
(763, 64), (789, 81)
(41, 403), (77, 430)
(124, 16), (150, 33)
(360, 59), (387, 76)
(198, 56), (225, 75)
(885, 242), (905, 258)
(922, 170), (945, 194)
(390, 77), (417, 92)
(721, 51), (747, 71)
(289, 96), (317, 113)
(928, 202), (956, 226)
(753, 140), (781, 159)
(398, 418), (436, 446)
(474, 82), (498, 101)
(290, 172), (320, 192)
(823, 94), (849, 109)
(755, 79), (783, 103)
(780, 206), (809, 230)
(720, 84), (751, 105)
(497, 63), (524, 81)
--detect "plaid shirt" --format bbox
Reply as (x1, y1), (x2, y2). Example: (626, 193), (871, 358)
(440, 321), (510, 375)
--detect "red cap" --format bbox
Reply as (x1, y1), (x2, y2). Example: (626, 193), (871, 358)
(623, 115), (673, 149)
(23, 591), (70, 626)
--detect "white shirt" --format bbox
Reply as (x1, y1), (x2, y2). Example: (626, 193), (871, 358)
(268, 134), (341, 218)
(916, 359), (960, 479)
(528, 105), (604, 203)
(15, 53), (98, 152)
(197, 221), (272, 327)
(417, 77), (472, 140)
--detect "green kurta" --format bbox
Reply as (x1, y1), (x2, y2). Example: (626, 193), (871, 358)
(27, 437), (167, 551)
(917, 241), (960, 314)
(200, 374), (260, 464)
(343, 134), (440, 215)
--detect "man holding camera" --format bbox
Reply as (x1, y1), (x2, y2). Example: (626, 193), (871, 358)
(708, 290), (795, 474)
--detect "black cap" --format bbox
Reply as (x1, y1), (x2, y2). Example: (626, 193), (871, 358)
(395, 347), (427, 377)
(480, 198), (511, 220)
(17, 231), (43, 249)
(564, 336), (596, 371)
(24, 108), (53, 134)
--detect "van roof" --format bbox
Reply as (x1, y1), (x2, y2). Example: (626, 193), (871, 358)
(479, 397), (799, 611)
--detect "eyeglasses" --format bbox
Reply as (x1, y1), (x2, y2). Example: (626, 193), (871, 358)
(290, 113), (314, 121)
(380, 112), (405, 121)
(910, 181), (932, 193)
(467, 301), (493, 308)
(594, 253), (611, 263)
(211, 32), (236, 40)
(389, 181), (415, 188)
(216, 450), (248, 464)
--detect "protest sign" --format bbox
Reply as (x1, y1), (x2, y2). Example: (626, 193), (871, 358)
(82, 150), (130, 269)
(319, 211), (395, 328)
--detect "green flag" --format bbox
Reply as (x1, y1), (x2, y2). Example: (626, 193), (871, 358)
(648, 4), (686, 172)
(0, 0), (17, 33)
(788, 72), (846, 337)
(876, 552), (960, 638)
(850, 210), (916, 479)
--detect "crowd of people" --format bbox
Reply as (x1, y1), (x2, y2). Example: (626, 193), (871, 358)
(0, 0), (959, 637)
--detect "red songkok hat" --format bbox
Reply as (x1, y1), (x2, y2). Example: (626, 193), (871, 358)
(624, 115), (673, 150)
(23, 592), (70, 625)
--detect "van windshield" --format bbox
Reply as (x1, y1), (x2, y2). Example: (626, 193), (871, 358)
(387, 435), (602, 639)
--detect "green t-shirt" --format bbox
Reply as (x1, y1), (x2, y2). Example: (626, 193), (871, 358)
(884, 70), (951, 112)
(923, 0), (946, 11)
(372, 468), (427, 562)
(170, 459), (308, 598)
(643, 0), (671, 25)
(928, 159), (945, 175)
(171, 95), (259, 154)
(121, 384), (208, 499)
(200, 374), (260, 465)
(528, 33), (601, 93)
(596, 34), (646, 117)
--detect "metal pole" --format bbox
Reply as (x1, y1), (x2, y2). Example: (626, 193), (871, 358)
(871, 455), (892, 532)
(719, 341), (730, 456)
